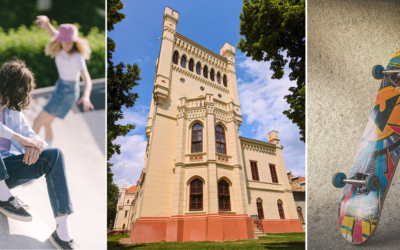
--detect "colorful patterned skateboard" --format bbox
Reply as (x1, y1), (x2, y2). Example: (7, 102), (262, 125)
(332, 50), (400, 244)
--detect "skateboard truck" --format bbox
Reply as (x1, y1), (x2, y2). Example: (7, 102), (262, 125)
(372, 65), (400, 85)
(332, 172), (380, 195)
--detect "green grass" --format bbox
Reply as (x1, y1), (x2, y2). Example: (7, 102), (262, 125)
(107, 233), (305, 250)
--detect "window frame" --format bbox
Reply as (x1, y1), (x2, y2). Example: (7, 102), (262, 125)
(189, 178), (203, 211)
(215, 125), (227, 154)
(269, 164), (279, 183)
(223, 75), (227, 87)
(203, 65), (208, 78)
(257, 201), (264, 219)
(173, 51), (179, 65)
(196, 63), (201, 75)
(210, 69), (215, 81)
(250, 161), (260, 181)
(191, 123), (203, 153)
(278, 200), (285, 219)
(217, 72), (221, 84)
(218, 180), (231, 211)
(189, 59), (194, 71)
(181, 55), (186, 68)
(297, 207), (304, 223)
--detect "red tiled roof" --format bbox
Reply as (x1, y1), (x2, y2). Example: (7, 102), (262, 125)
(127, 185), (136, 192)
(300, 177), (306, 182)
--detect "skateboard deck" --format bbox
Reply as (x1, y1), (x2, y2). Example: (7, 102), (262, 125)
(336, 50), (400, 244)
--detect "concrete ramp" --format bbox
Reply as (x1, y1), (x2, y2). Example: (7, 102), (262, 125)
(0, 211), (55, 249)
(0, 79), (106, 249)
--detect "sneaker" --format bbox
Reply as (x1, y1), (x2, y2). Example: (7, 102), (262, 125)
(0, 196), (32, 222)
(49, 230), (78, 249)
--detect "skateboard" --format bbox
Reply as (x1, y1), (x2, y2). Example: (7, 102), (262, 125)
(332, 50), (400, 244)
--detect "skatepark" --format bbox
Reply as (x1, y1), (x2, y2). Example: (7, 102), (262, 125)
(307, 0), (400, 248)
(0, 79), (106, 249)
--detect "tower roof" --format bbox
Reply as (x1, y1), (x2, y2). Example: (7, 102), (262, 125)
(127, 185), (136, 193)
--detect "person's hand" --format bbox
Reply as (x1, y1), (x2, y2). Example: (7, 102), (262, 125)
(23, 147), (40, 165)
(77, 96), (94, 112)
(35, 16), (50, 28)
(12, 134), (43, 152)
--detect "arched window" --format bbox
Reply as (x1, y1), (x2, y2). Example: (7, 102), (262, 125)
(210, 69), (215, 81)
(189, 59), (194, 72)
(190, 179), (203, 211)
(297, 207), (304, 223)
(223, 75), (227, 87)
(191, 123), (202, 153)
(123, 224), (125, 230)
(217, 72), (221, 84)
(218, 180), (230, 211)
(277, 200), (285, 219)
(216, 125), (226, 154)
(203, 66), (208, 78)
(127, 199), (129, 204)
(181, 56), (186, 68)
(173, 51), (179, 65)
(196, 63), (201, 75)
(257, 199), (264, 219)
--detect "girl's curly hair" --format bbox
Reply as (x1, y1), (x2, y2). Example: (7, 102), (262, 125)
(0, 59), (36, 111)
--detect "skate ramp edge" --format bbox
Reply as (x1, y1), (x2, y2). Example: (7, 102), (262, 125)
(0, 211), (55, 249)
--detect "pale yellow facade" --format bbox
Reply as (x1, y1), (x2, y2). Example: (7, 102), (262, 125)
(113, 184), (135, 231)
(131, 7), (302, 237)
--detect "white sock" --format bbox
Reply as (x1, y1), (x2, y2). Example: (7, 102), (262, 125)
(0, 180), (13, 202)
(56, 215), (73, 242)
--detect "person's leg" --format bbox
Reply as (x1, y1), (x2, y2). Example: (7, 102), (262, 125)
(5, 148), (73, 218)
(0, 156), (32, 221)
(0, 158), (12, 201)
(32, 110), (56, 143)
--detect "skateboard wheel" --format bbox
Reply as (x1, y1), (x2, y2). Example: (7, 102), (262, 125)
(366, 175), (380, 191)
(372, 65), (384, 79)
(332, 172), (346, 188)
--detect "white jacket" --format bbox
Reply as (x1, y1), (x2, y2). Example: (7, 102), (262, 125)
(0, 108), (48, 158)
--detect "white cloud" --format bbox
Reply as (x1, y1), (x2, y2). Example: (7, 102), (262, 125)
(110, 135), (147, 189)
(117, 105), (149, 130)
(237, 56), (305, 177)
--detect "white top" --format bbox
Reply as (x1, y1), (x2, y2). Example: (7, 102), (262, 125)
(55, 50), (87, 82)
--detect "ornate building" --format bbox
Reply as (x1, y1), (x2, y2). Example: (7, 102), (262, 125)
(130, 7), (303, 243)
(113, 184), (136, 232)
(287, 172), (306, 229)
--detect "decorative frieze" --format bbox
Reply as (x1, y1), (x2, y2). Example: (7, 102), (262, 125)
(241, 142), (276, 155)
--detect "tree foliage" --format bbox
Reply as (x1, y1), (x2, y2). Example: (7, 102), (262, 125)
(238, 0), (305, 142)
(107, 0), (141, 229)
(0, 0), (105, 35)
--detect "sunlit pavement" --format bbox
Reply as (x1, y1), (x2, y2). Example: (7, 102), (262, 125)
(8, 79), (106, 249)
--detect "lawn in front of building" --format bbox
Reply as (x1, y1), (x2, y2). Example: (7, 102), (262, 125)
(107, 233), (305, 250)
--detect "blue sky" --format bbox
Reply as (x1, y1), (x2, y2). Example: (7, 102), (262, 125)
(109, 0), (305, 188)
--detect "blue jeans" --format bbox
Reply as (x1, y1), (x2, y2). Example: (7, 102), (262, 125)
(0, 148), (73, 218)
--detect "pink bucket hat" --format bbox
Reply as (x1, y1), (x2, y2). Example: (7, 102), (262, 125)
(55, 24), (80, 42)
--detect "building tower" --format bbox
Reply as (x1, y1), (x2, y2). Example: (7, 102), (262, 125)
(130, 7), (303, 243)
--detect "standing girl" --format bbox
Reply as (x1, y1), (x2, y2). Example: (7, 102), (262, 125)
(33, 16), (94, 145)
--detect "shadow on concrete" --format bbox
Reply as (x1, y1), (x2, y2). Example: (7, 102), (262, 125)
(0, 213), (55, 249)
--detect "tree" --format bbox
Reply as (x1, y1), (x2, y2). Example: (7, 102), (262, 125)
(238, 0), (305, 142)
(107, 0), (141, 229)
(0, 0), (105, 35)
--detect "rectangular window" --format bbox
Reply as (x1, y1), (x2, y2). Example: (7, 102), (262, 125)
(124, 211), (128, 218)
(270, 164), (278, 183)
(250, 161), (259, 181)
